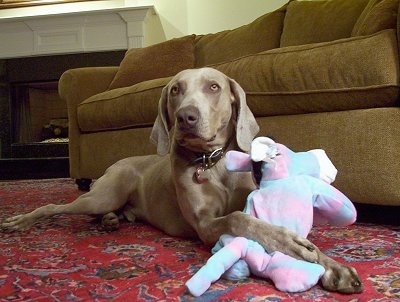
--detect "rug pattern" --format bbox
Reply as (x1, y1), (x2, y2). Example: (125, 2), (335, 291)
(0, 178), (399, 301)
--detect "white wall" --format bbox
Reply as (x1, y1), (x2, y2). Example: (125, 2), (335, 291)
(0, 0), (288, 46)
(187, 0), (288, 34)
(148, 0), (288, 45)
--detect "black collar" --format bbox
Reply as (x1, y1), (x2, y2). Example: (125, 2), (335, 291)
(193, 147), (224, 170)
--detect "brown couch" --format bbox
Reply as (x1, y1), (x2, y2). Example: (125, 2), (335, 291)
(59, 0), (400, 207)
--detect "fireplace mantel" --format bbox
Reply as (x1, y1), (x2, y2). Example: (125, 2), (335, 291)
(0, 0), (156, 59)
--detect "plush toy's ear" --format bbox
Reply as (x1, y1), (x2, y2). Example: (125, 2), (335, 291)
(251, 137), (278, 162)
(225, 151), (252, 172)
(308, 149), (337, 184)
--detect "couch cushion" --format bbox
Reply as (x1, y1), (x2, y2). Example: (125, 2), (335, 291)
(351, 0), (398, 36)
(108, 35), (195, 90)
(194, 3), (287, 67)
(256, 108), (400, 206)
(211, 29), (399, 116)
(280, 0), (368, 47)
(78, 77), (171, 132)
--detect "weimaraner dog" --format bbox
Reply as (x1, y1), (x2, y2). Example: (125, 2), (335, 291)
(2, 67), (362, 293)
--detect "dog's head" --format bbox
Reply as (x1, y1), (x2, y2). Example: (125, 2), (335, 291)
(150, 67), (259, 155)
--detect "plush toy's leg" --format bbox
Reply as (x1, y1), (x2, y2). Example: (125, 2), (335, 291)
(222, 259), (250, 280)
(185, 237), (249, 297)
(266, 252), (325, 292)
(244, 242), (325, 292)
(214, 234), (250, 281)
(186, 237), (325, 296)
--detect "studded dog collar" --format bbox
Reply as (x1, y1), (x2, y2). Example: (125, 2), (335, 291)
(193, 147), (224, 184)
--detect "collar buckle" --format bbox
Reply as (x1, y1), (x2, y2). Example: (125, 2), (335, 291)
(193, 147), (224, 184)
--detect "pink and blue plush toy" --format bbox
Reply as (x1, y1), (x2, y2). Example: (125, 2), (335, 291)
(186, 137), (357, 296)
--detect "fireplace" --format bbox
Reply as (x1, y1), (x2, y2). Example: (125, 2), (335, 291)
(0, 2), (156, 179)
(1, 51), (125, 159)
(0, 51), (125, 179)
(10, 80), (68, 157)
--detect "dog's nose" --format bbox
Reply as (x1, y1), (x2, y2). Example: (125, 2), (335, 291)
(177, 105), (200, 127)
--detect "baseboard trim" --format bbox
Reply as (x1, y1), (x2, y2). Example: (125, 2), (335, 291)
(355, 203), (399, 226)
(0, 157), (69, 180)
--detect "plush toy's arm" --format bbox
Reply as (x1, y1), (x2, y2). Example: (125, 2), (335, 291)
(311, 178), (357, 226)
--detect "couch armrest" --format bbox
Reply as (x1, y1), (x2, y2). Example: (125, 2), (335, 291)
(59, 66), (118, 179)
(59, 66), (118, 107)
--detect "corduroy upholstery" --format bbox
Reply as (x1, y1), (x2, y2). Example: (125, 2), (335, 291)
(59, 0), (400, 206)
(108, 35), (195, 89)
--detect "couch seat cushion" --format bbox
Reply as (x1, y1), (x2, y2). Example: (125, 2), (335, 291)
(78, 77), (171, 132)
(211, 29), (399, 117)
(256, 107), (400, 206)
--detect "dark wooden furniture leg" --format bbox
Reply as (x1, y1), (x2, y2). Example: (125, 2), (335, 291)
(75, 178), (92, 191)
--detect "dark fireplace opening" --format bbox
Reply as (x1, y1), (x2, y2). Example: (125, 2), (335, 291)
(0, 50), (125, 160)
(0, 50), (125, 179)
(10, 80), (69, 158)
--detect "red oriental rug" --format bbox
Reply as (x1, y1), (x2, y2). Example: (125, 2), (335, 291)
(0, 178), (399, 301)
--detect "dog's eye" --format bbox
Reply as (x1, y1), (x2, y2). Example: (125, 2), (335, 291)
(170, 85), (180, 95)
(210, 83), (220, 92)
(210, 84), (220, 91)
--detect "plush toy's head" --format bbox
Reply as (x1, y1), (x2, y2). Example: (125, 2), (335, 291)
(226, 136), (357, 231)
(226, 137), (338, 186)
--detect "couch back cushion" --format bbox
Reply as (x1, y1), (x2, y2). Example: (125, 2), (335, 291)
(79, 77), (171, 132)
(108, 35), (195, 90)
(280, 0), (369, 47)
(211, 29), (399, 116)
(194, 3), (287, 67)
(351, 0), (399, 36)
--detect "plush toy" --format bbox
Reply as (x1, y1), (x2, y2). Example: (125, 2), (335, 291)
(186, 137), (357, 296)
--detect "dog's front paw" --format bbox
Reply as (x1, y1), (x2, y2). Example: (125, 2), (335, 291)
(1, 214), (35, 231)
(321, 264), (363, 294)
(278, 228), (319, 263)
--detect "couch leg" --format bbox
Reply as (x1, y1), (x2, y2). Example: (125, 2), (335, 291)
(76, 178), (92, 191)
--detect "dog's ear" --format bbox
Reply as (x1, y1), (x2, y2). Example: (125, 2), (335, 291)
(150, 85), (171, 156)
(229, 78), (259, 152)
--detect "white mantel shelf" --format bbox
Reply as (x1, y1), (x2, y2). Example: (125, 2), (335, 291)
(0, 0), (156, 59)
